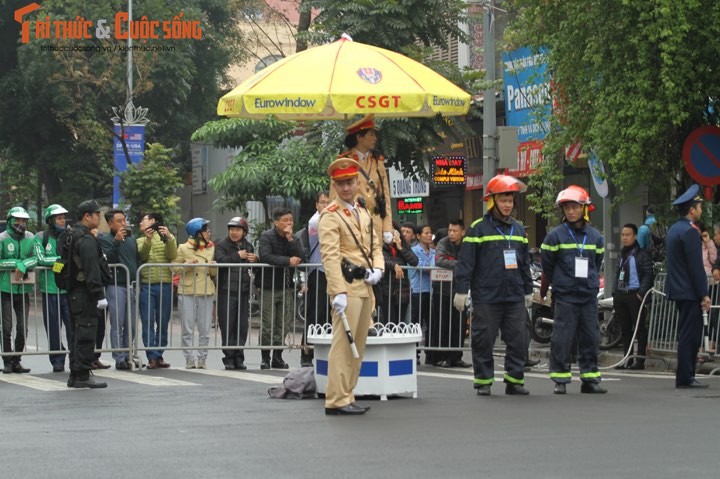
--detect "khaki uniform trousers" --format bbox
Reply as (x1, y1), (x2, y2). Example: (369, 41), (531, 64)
(325, 295), (373, 409)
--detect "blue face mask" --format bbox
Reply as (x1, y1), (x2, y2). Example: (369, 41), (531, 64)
(52, 223), (66, 234)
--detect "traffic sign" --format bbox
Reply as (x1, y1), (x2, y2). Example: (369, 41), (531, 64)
(682, 125), (720, 186)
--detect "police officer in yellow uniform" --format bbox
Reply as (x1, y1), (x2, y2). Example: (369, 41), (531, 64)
(319, 158), (384, 416)
(330, 114), (394, 247)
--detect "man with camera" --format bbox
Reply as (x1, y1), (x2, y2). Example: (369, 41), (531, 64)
(137, 212), (177, 369)
(100, 209), (140, 370)
(319, 158), (384, 416)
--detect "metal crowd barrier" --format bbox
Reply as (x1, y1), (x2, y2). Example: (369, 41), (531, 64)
(647, 272), (720, 358)
(0, 265), (132, 365)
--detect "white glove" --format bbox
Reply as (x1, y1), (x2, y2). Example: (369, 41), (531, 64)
(383, 231), (393, 244)
(453, 293), (468, 313)
(364, 268), (383, 285)
(97, 298), (109, 310)
(525, 294), (533, 309)
(332, 293), (347, 315)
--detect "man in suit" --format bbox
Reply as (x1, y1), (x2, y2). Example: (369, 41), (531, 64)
(319, 158), (384, 416)
(666, 184), (711, 389)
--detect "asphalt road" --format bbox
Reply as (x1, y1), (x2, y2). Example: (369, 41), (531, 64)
(1, 350), (718, 479)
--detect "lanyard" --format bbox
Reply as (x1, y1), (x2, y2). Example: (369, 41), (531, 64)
(491, 218), (514, 248)
(618, 247), (637, 270)
(564, 223), (587, 256)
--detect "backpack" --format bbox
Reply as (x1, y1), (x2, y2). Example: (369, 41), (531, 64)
(52, 228), (76, 291)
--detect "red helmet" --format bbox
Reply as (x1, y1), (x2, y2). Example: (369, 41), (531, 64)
(555, 185), (592, 207)
(483, 175), (527, 200)
(227, 216), (249, 233)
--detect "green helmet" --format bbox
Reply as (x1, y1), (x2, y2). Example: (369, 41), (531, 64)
(44, 204), (69, 224)
(7, 206), (30, 222)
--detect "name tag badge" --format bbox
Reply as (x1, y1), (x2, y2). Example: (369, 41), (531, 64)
(503, 249), (518, 269)
(618, 270), (625, 282)
(575, 257), (589, 278)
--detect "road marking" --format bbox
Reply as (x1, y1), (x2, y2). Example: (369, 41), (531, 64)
(174, 367), (282, 384)
(417, 371), (623, 381)
(92, 369), (199, 386)
(0, 374), (69, 391)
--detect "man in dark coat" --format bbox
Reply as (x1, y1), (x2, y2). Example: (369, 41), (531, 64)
(666, 184), (711, 389)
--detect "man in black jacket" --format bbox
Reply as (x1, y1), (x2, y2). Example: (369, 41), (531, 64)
(67, 200), (111, 389)
(214, 217), (257, 370)
(612, 223), (654, 370)
(257, 208), (305, 369)
(435, 219), (472, 368)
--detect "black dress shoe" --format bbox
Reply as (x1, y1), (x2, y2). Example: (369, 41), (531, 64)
(676, 380), (709, 389)
(581, 382), (607, 394)
(72, 377), (108, 389)
(553, 383), (567, 395)
(505, 383), (530, 395)
(451, 360), (472, 368)
(91, 360), (111, 370)
(325, 403), (368, 416)
(12, 363), (30, 373)
(350, 402), (371, 412)
(271, 359), (289, 369)
(2, 363), (12, 374)
(260, 359), (271, 370)
(115, 361), (130, 370)
(235, 362), (247, 370)
(476, 385), (491, 396)
(437, 360), (452, 368)
(53, 365), (65, 373)
(627, 361), (645, 370)
(614, 363), (628, 370)
(67, 374), (76, 388)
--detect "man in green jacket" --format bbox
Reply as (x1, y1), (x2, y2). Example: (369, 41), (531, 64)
(0, 207), (37, 373)
(34, 204), (73, 372)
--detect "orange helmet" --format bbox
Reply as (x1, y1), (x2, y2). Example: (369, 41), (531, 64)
(483, 175), (527, 200)
(556, 185), (595, 220)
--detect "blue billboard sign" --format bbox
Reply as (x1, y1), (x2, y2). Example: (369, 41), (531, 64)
(502, 47), (551, 143)
(113, 124), (145, 207)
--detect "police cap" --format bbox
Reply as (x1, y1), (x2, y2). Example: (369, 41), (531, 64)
(672, 184), (703, 207)
(77, 200), (102, 216)
(327, 157), (360, 180)
(345, 114), (376, 135)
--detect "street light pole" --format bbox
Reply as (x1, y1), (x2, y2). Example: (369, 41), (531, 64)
(482, 0), (496, 211)
(127, 0), (133, 104)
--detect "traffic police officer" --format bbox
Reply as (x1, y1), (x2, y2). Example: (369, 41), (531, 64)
(330, 114), (394, 247)
(319, 157), (384, 415)
(453, 175), (533, 396)
(541, 185), (606, 394)
(67, 200), (110, 389)
(666, 184), (710, 389)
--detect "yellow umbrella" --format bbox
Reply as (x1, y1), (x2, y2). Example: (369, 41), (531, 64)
(217, 35), (471, 120)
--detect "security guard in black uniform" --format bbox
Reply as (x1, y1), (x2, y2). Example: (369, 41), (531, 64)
(666, 184), (710, 389)
(66, 200), (111, 389)
(454, 175), (533, 396)
(541, 185), (606, 394)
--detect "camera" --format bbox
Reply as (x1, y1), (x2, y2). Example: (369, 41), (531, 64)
(148, 222), (168, 243)
(124, 226), (133, 237)
(341, 258), (367, 283)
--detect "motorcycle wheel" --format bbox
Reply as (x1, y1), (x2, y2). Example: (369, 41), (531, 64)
(599, 311), (622, 350)
(528, 308), (552, 344)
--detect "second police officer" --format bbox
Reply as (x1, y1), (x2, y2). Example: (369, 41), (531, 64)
(541, 185), (606, 394)
(454, 175), (533, 396)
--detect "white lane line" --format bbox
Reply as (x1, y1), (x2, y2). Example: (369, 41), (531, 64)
(174, 367), (282, 384)
(0, 374), (69, 391)
(92, 369), (199, 386)
(417, 371), (622, 381)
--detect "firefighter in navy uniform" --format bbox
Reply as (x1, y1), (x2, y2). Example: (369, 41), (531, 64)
(66, 200), (111, 389)
(453, 175), (533, 396)
(319, 158), (384, 416)
(541, 186), (606, 395)
(667, 184), (711, 389)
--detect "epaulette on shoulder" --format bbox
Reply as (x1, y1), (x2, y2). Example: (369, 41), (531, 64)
(326, 204), (339, 213)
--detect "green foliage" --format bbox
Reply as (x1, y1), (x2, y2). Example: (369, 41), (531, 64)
(120, 143), (184, 225)
(0, 0), (249, 208)
(506, 0), (720, 211)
